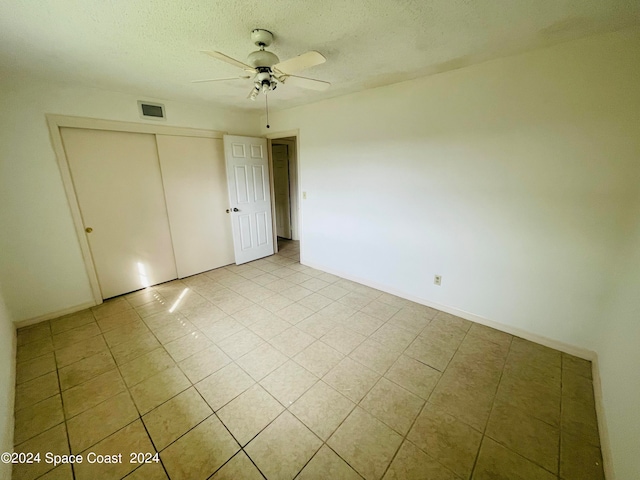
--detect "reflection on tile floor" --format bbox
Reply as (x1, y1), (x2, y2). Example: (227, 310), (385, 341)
(13, 239), (604, 480)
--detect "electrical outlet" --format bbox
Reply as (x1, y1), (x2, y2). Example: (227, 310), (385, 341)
(434, 275), (442, 286)
(303, 192), (307, 199)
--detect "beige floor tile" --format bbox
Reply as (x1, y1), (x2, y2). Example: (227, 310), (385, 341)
(260, 294), (296, 313)
(337, 291), (374, 310)
(495, 374), (560, 427)
(349, 339), (401, 375)
(142, 311), (185, 331)
(119, 347), (175, 387)
(486, 402), (559, 473)
(54, 335), (108, 368)
(281, 284), (314, 301)
(110, 331), (161, 365)
(407, 403), (482, 479)
(467, 323), (512, 348)
(328, 407), (402, 480)
(360, 378), (424, 435)
(178, 344), (231, 383)
(376, 293), (412, 308)
(217, 294), (255, 315)
(297, 445), (361, 480)
(290, 380), (355, 441)
(360, 300), (400, 322)
(246, 411), (322, 480)
(163, 329), (212, 362)
(15, 371), (59, 411)
(383, 440), (459, 480)
(562, 370), (596, 407)
(37, 463), (74, 480)
(67, 391), (139, 453)
(125, 462), (168, 480)
(248, 315), (291, 340)
(195, 363), (255, 411)
(52, 322), (101, 350)
(135, 298), (172, 318)
(287, 272), (315, 285)
(562, 352), (592, 379)
(503, 355), (560, 392)
(217, 384), (284, 445)
(16, 352), (57, 385)
(17, 322), (51, 347)
(91, 297), (132, 319)
(384, 355), (441, 400)
(276, 303), (315, 325)
(211, 451), (264, 479)
(300, 278), (330, 293)
(199, 316), (244, 343)
(561, 397), (600, 446)
(321, 326), (366, 355)
(316, 284), (350, 301)
(16, 337), (54, 363)
(269, 326), (316, 357)
(74, 420), (155, 480)
(102, 319), (151, 347)
(58, 350), (116, 390)
(143, 387), (212, 450)
(428, 370), (496, 432)
(299, 292), (335, 312)
(124, 287), (162, 307)
(510, 337), (561, 368)
(560, 432), (604, 480)
(129, 365), (191, 414)
(323, 357), (380, 402)
(297, 313), (339, 338)
(236, 342), (288, 381)
(453, 334), (510, 370)
(12, 423), (69, 480)
(319, 302), (358, 321)
(473, 437), (557, 480)
(294, 341), (344, 377)
(62, 369), (125, 418)
(216, 328), (264, 359)
(431, 311), (472, 333)
(369, 324), (416, 352)
(184, 303), (228, 328)
(14, 394), (65, 445)
(50, 310), (95, 335)
(260, 360), (318, 407)
(404, 329), (463, 372)
(342, 311), (386, 336)
(387, 307), (432, 334)
(232, 304), (279, 326)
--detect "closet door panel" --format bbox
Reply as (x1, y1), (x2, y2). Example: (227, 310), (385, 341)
(61, 128), (178, 299)
(156, 135), (235, 278)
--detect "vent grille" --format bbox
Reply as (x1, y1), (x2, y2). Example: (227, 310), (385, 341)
(138, 101), (166, 120)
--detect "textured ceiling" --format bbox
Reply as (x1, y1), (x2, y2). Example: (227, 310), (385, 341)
(1, 0), (638, 112)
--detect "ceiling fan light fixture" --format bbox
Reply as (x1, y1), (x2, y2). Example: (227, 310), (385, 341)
(247, 50), (279, 68)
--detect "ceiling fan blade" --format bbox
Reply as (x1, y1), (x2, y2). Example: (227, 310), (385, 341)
(201, 51), (256, 72)
(191, 76), (251, 83)
(273, 51), (326, 74)
(282, 74), (330, 91)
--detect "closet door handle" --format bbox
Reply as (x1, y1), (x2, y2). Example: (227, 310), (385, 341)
(232, 208), (240, 212)
(226, 209), (231, 213)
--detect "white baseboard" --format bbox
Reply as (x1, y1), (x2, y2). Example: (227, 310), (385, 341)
(14, 301), (96, 329)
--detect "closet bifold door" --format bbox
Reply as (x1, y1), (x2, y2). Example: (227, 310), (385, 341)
(61, 128), (178, 299)
(155, 134), (235, 278)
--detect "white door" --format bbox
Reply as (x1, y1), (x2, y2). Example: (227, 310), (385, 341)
(61, 128), (177, 298)
(156, 135), (235, 278)
(272, 144), (292, 239)
(223, 135), (275, 264)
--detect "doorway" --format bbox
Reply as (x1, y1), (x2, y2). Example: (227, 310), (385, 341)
(271, 136), (299, 242)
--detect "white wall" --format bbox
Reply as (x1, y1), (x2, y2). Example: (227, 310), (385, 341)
(262, 28), (640, 477)
(0, 286), (16, 480)
(596, 190), (640, 479)
(0, 77), (261, 322)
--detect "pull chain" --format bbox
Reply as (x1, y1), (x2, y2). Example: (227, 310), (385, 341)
(265, 93), (270, 129)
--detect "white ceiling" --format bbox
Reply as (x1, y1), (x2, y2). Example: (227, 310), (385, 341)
(1, 0), (638, 112)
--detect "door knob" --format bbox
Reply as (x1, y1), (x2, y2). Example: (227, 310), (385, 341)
(226, 209), (231, 213)
(85, 227), (93, 233)
(233, 208), (240, 212)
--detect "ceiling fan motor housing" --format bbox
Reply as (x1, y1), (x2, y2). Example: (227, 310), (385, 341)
(247, 50), (279, 68)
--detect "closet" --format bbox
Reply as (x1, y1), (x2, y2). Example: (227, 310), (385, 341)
(60, 127), (234, 299)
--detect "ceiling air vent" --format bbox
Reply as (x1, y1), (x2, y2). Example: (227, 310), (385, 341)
(138, 101), (166, 120)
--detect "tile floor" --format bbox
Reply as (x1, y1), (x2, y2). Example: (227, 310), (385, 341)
(13, 240), (604, 480)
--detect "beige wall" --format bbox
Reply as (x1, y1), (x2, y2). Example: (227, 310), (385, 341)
(0, 286), (16, 480)
(262, 27), (640, 477)
(0, 78), (261, 322)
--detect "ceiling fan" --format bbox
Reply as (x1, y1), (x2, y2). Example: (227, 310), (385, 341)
(193, 29), (330, 100)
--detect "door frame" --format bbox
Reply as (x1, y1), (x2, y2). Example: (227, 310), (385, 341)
(264, 130), (300, 253)
(46, 114), (225, 306)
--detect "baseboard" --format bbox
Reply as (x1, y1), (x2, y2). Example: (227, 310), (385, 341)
(14, 301), (96, 329)
(591, 356), (615, 479)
